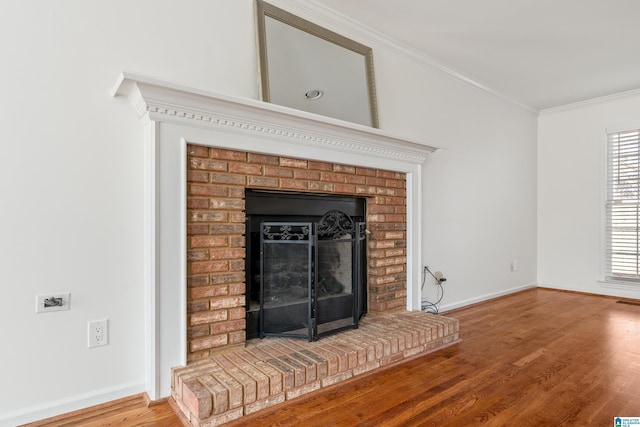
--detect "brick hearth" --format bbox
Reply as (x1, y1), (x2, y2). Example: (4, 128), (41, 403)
(172, 311), (460, 427)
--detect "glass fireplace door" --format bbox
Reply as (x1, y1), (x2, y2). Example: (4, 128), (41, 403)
(259, 211), (366, 341)
(260, 222), (315, 339)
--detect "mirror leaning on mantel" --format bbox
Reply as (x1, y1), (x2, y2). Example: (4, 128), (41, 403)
(255, 0), (379, 128)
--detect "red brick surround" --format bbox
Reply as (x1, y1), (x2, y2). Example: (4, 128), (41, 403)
(186, 144), (407, 362)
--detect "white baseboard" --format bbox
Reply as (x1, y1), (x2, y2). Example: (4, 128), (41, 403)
(0, 380), (146, 427)
(438, 283), (538, 313)
(543, 281), (640, 298)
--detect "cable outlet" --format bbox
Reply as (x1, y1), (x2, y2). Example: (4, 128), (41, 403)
(35, 293), (70, 313)
(88, 319), (108, 348)
(510, 259), (518, 272)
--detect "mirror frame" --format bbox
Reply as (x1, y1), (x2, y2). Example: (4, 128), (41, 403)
(255, 0), (379, 128)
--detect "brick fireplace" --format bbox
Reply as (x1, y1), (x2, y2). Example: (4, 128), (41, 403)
(186, 144), (407, 362)
(112, 72), (437, 400)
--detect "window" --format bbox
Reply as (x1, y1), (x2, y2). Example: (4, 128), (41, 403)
(606, 128), (640, 281)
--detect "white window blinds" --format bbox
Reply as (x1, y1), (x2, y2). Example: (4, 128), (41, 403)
(607, 128), (640, 281)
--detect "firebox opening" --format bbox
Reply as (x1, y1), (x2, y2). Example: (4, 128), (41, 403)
(245, 189), (367, 341)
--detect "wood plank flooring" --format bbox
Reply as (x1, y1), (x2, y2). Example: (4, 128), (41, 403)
(27, 288), (640, 426)
(22, 394), (180, 427)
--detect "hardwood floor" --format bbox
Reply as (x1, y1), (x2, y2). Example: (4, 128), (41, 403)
(28, 288), (640, 426)
(22, 394), (181, 427)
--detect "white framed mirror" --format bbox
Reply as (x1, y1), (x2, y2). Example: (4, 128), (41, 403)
(255, 0), (379, 128)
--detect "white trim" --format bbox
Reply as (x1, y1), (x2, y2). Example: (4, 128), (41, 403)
(0, 381), (145, 427)
(599, 279), (640, 291)
(599, 122), (640, 284)
(112, 72), (436, 399)
(143, 128), (188, 402)
(598, 129), (608, 283)
(539, 282), (640, 299)
(603, 126), (640, 283)
(179, 137), (188, 368)
(405, 168), (421, 310)
(438, 283), (538, 313)
(540, 87), (640, 116)
(143, 121), (160, 400)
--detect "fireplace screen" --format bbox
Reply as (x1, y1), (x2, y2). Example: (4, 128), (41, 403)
(259, 211), (366, 341)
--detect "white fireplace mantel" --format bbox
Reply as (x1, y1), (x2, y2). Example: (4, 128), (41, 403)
(111, 72), (437, 400)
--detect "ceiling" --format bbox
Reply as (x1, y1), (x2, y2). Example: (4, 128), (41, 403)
(311, 0), (640, 112)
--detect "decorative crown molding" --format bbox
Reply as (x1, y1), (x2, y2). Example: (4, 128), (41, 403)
(111, 72), (437, 164)
(539, 87), (640, 116)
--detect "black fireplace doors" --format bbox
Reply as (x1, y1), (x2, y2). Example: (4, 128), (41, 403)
(260, 211), (366, 341)
(245, 191), (367, 342)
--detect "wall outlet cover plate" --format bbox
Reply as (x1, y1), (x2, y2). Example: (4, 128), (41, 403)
(88, 319), (108, 348)
(35, 293), (71, 313)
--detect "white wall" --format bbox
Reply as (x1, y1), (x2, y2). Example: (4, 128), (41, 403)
(0, 1), (257, 424)
(0, 0), (537, 424)
(538, 92), (640, 298)
(419, 82), (539, 310)
(390, 58), (539, 310)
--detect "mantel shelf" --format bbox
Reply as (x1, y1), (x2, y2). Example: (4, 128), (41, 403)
(112, 72), (438, 165)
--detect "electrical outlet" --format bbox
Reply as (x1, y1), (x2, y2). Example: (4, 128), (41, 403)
(510, 259), (518, 272)
(35, 293), (71, 313)
(88, 319), (108, 348)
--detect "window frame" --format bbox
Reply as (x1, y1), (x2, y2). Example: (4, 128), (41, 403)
(604, 126), (640, 284)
